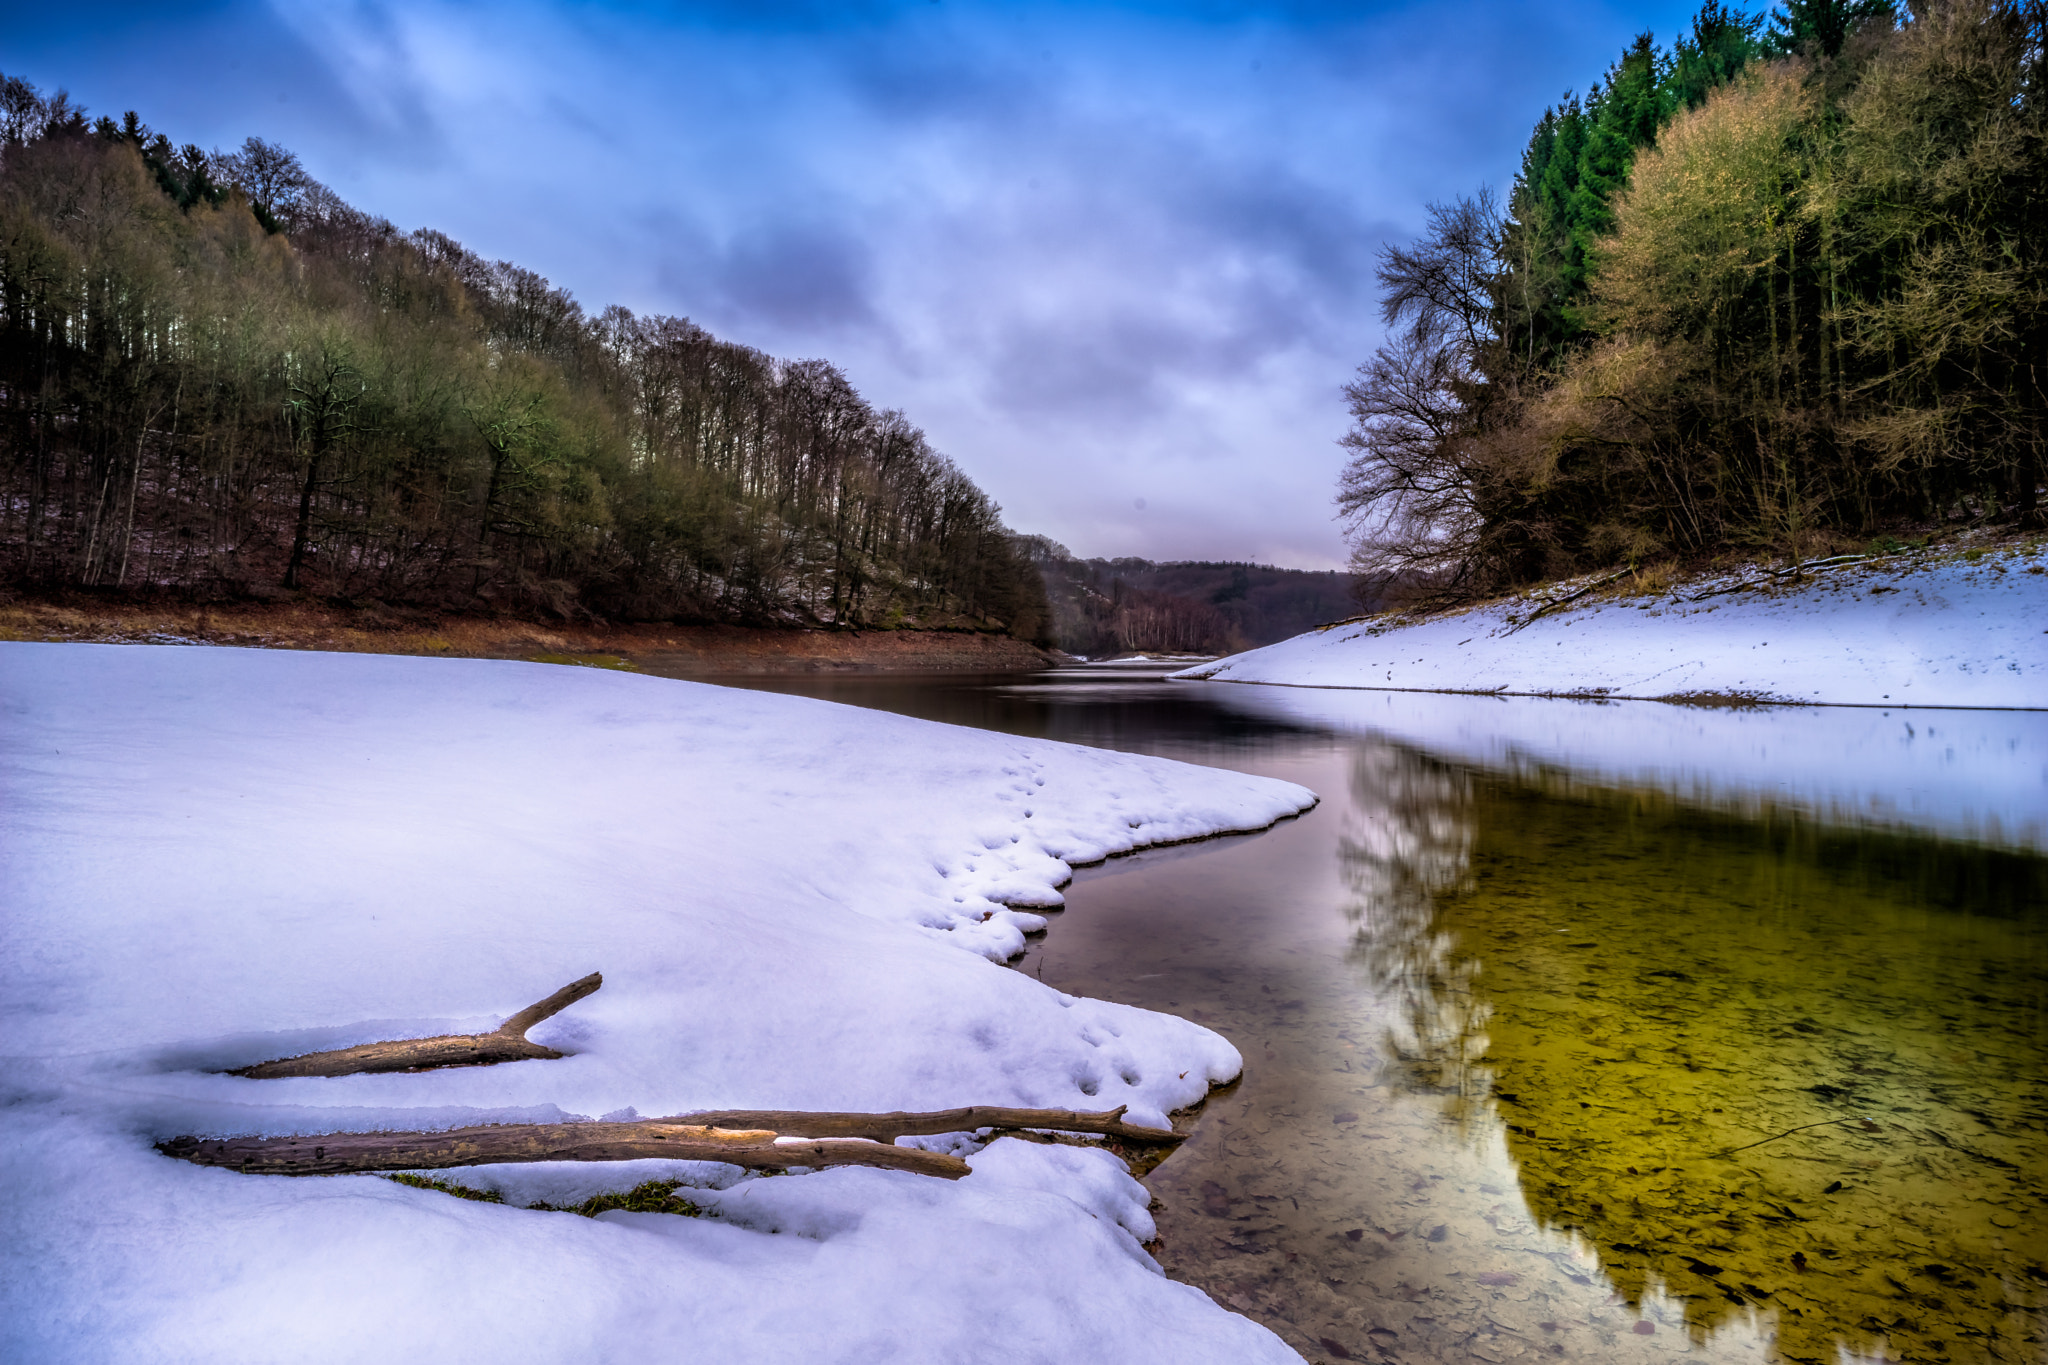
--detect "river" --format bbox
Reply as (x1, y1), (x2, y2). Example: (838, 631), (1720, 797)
(675, 662), (2048, 1364)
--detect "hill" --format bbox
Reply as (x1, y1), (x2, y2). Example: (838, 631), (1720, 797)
(1022, 538), (1365, 656)
(0, 75), (1048, 640)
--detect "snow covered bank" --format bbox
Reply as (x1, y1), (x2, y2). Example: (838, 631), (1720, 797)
(1200, 686), (2048, 852)
(0, 643), (1314, 1364)
(1177, 541), (2048, 708)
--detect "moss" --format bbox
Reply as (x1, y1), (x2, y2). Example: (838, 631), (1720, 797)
(529, 1179), (703, 1219)
(384, 1173), (504, 1204)
(386, 1173), (704, 1219)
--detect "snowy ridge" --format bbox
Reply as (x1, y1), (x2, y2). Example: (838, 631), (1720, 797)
(1175, 542), (2048, 708)
(0, 643), (1313, 1364)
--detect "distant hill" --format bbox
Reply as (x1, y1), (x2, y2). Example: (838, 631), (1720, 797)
(1021, 538), (1369, 657)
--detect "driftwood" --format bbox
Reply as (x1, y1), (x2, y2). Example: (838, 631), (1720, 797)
(161, 1122), (972, 1179)
(158, 1104), (1179, 1181)
(677, 1104), (1182, 1145)
(200, 964), (1188, 1184)
(230, 973), (603, 1079)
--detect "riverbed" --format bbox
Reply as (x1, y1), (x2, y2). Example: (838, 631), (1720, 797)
(680, 664), (2047, 1364)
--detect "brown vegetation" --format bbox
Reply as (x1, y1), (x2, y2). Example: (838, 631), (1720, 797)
(0, 594), (1058, 672)
(1341, 0), (2047, 603)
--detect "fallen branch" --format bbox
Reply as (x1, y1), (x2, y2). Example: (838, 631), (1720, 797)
(676, 1103), (1182, 1145)
(161, 1120), (970, 1179)
(230, 973), (603, 1079)
(1686, 550), (1918, 602)
(156, 1104), (1178, 1182)
(1502, 569), (1634, 634)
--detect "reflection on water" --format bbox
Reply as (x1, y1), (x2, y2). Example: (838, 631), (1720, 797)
(682, 668), (2048, 1363)
(1432, 786), (2048, 1363)
(1359, 773), (2048, 1358)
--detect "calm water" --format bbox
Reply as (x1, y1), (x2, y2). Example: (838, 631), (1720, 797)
(677, 664), (2048, 1364)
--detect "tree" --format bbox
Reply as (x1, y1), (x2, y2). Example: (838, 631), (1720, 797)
(1764, 0), (1896, 57)
(283, 335), (365, 589)
(218, 135), (311, 228)
(1337, 193), (1506, 590)
(1570, 35), (1668, 266)
(1667, 3), (1767, 110)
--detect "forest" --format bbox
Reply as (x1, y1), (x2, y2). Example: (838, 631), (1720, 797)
(1024, 538), (1362, 656)
(1339, 0), (2047, 598)
(0, 77), (1050, 639)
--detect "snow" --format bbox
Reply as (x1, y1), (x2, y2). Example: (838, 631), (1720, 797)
(1176, 543), (2048, 708)
(0, 642), (1315, 1364)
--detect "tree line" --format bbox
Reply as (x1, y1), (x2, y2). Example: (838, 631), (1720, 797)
(0, 76), (1050, 638)
(1339, 0), (2046, 598)
(1024, 538), (1363, 655)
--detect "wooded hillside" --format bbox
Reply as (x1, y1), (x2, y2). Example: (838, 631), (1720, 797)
(0, 79), (1049, 639)
(1340, 0), (2046, 599)
(1025, 538), (1362, 655)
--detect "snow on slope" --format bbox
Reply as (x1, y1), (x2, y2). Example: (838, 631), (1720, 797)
(0, 643), (1314, 1365)
(1177, 542), (2048, 708)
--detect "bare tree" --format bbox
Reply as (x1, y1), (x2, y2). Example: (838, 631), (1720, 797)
(218, 135), (311, 222)
(1336, 192), (1505, 595)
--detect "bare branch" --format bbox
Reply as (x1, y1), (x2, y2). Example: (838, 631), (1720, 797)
(230, 973), (603, 1080)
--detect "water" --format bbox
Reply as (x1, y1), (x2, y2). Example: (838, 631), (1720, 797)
(671, 664), (2048, 1364)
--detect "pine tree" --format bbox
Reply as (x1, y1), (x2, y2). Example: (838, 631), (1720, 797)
(1762, 0), (1894, 58)
(1667, 2), (1764, 110)
(1570, 34), (1666, 258)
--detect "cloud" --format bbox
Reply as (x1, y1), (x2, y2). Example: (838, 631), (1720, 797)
(7, 0), (1706, 565)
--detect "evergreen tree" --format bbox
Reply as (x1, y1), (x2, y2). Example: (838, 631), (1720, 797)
(1667, 2), (1765, 110)
(1762, 0), (1894, 57)
(1570, 34), (1666, 260)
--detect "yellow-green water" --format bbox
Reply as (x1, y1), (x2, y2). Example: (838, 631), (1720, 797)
(1377, 774), (2046, 1362)
(692, 668), (2048, 1363)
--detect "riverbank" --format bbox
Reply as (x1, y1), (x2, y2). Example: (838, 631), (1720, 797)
(1176, 534), (2047, 708)
(0, 643), (1313, 1364)
(0, 596), (1060, 673)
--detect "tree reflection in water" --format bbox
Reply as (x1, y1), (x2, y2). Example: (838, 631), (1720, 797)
(1344, 750), (2048, 1364)
(1339, 745), (1489, 1107)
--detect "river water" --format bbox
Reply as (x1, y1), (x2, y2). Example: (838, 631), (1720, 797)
(683, 663), (2048, 1365)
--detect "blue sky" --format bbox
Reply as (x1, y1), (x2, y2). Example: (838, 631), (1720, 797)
(4, 0), (1705, 567)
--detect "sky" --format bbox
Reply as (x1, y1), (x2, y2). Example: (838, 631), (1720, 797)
(3, 0), (1708, 568)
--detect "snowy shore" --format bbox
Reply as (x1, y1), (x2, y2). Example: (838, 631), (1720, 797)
(0, 643), (1314, 1364)
(1175, 540), (2048, 709)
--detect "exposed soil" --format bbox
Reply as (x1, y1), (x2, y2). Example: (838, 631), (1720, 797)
(0, 595), (1063, 675)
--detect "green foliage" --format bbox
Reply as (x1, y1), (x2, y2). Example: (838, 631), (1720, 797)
(385, 1172), (704, 1217)
(1570, 34), (1667, 259)
(384, 1173), (505, 1203)
(1668, 2), (1768, 109)
(1498, 7), (1765, 370)
(1340, 0), (2047, 594)
(1763, 0), (1897, 57)
(0, 74), (1050, 639)
(552, 1179), (704, 1219)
